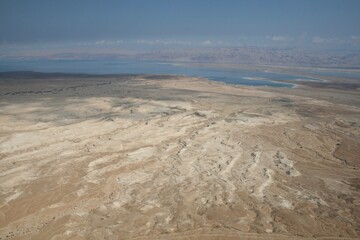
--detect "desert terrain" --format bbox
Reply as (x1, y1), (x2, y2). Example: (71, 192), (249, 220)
(0, 72), (359, 239)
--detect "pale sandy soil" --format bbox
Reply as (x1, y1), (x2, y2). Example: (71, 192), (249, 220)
(0, 73), (359, 239)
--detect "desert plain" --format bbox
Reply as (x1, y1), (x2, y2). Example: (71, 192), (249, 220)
(0, 71), (359, 239)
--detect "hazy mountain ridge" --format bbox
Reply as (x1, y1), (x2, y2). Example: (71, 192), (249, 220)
(2, 47), (360, 68)
(133, 47), (360, 67)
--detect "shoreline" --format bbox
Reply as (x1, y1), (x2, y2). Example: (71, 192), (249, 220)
(4, 57), (358, 89)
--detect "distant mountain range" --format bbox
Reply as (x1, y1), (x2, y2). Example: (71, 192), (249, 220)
(131, 47), (360, 68)
(2, 47), (360, 68)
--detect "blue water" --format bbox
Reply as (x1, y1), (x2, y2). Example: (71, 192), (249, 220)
(0, 59), (319, 88)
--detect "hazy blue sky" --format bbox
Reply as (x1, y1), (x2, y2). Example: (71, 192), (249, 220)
(1, 0), (360, 50)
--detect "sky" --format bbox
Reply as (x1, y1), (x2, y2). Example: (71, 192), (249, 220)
(1, 0), (360, 55)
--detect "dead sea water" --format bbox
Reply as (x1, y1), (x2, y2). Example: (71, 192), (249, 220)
(0, 59), (312, 87)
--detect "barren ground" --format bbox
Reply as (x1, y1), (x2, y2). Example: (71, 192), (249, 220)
(0, 73), (359, 239)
